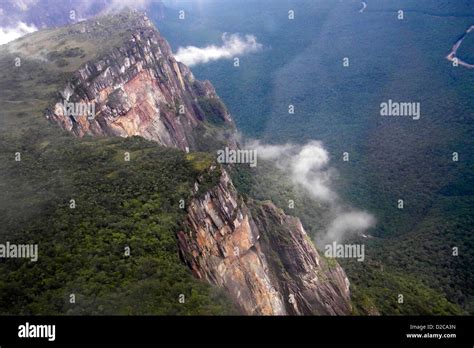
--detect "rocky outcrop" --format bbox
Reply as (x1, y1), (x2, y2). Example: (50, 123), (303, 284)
(46, 13), (234, 151)
(178, 169), (352, 315)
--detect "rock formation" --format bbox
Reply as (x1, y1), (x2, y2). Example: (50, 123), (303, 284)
(178, 169), (351, 315)
(46, 13), (235, 151)
(46, 11), (352, 315)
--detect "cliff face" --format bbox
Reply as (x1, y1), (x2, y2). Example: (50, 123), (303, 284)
(178, 169), (352, 315)
(45, 12), (351, 315)
(46, 13), (234, 151)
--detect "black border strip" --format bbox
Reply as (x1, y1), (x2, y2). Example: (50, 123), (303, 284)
(0, 315), (472, 346)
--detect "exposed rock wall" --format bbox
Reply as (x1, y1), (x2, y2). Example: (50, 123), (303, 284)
(46, 14), (233, 151)
(178, 169), (352, 315)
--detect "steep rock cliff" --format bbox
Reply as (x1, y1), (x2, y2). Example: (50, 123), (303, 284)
(178, 169), (352, 315)
(46, 12), (234, 151)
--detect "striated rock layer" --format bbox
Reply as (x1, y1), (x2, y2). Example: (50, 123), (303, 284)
(178, 169), (352, 315)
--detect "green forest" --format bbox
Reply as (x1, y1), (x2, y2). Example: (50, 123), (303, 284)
(0, 130), (237, 314)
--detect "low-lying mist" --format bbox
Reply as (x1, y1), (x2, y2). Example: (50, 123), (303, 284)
(248, 140), (376, 247)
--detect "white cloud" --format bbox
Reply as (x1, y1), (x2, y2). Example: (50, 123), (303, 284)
(323, 211), (376, 245)
(252, 140), (334, 202)
(249, 140), (376, 245)
(0, 21), (37, 45)
(174, 33), (262, 66)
